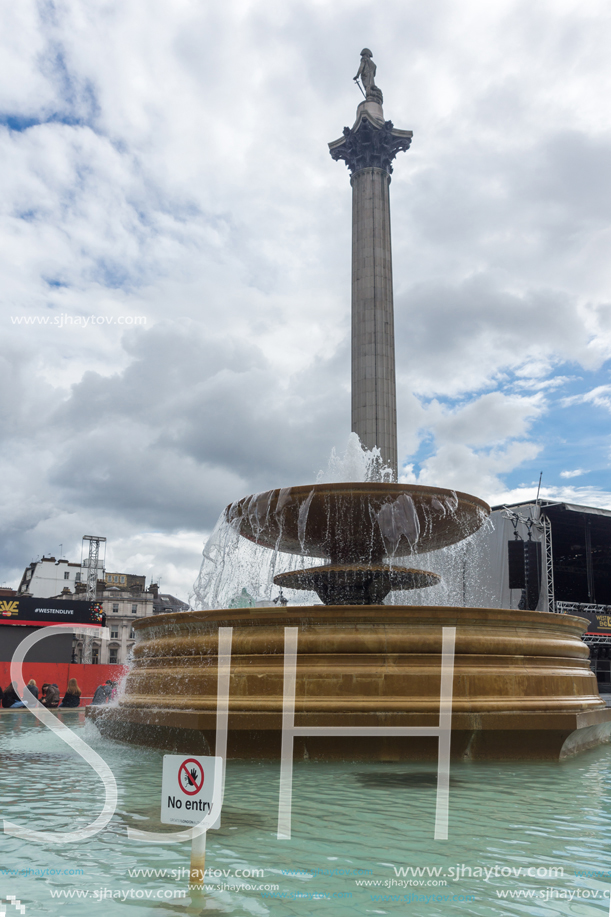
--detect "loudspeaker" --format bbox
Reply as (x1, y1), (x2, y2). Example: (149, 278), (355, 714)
(508, 539), (542, 609)
(524, 540), (542, 610)
(508, 540), (525, 589)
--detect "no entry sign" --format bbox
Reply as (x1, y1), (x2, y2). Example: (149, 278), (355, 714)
(160, 755), (222, 827)
(179, 758), (204, 795)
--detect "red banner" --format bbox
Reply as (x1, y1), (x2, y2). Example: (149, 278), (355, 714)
(0, 661), (128, 706)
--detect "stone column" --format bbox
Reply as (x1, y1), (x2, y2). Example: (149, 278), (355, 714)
(351, 165), (396, 471)
(329, 99), (412, 479)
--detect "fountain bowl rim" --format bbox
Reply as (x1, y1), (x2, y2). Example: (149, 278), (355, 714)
(225, 481), (491, 509)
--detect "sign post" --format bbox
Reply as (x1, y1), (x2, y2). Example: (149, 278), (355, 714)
(190, 830), (207, 888)
(160, 755), (222, 888)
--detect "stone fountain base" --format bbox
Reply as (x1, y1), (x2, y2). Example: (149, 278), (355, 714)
(89, 605), (611, 761)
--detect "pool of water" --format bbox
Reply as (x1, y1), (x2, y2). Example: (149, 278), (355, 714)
(2, 710), (611, 916)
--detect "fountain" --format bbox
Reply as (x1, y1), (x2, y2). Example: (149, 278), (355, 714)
(92, 476), (611, 760)
(228, 483), (483, 605)
(90, 52), (611, 760)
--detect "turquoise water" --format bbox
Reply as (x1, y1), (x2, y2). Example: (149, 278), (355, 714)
(2, 711), (611, 916)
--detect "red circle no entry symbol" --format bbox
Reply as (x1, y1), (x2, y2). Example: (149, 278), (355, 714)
(178, 758), (204, 796)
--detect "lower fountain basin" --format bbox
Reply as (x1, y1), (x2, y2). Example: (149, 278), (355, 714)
(90, 605), (611, 761)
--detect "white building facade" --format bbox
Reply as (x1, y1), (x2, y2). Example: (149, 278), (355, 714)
(18, 556), (104, 599)
(15, 554), (188, 668)
(73, 586), (155, 666)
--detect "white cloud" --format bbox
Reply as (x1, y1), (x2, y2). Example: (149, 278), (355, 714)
(512, 374), (574, 392)
(2, 0), (611, 594)
(432, 391), (544, 447)
(490, 484), (611, 511)
(560, 468), (586, 479)
(106, 531), (205, 604)
(400, 440), (542, 502)
(395, 276), (606, 398)
(562, 384), (611, 411)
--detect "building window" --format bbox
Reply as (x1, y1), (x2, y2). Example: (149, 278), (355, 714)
(64, 571), (70, 580)
(131, 604), (137, 614)
(110, 628), (119, 639)
(109, 648), (118, 664)
(130, 628), (136, 639)
(121, 576), (126, 583)
(112, 603), (119, 613)
(75, 572), (81, 582)
(92, 646), (99, 665)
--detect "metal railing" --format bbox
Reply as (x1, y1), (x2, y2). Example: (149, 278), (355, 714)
(556, 602), (611, 616)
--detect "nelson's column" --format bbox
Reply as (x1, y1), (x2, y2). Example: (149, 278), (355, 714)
(329, 50), (412, 479)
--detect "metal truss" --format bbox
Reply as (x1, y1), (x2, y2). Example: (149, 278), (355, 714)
(557, 602), (611, 616)
(583, 634), (611, 646)
(82, 535), (106, 600)
(81, 535), (106, 664)
(541, 513), (555, 614)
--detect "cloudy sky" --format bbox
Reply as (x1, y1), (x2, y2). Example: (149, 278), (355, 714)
(2, 0), (610, 600)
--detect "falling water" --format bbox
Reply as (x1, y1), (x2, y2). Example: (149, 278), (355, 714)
(193, 434), (387, 609)
(387, 516), (495, 607)
(193, 433), (490, 609)
(193, 512), (324, 609)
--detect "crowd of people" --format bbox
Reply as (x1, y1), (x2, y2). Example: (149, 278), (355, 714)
(0, 678), (118, 709)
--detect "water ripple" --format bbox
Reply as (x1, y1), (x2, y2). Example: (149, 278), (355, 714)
(2, 715), (611, 914)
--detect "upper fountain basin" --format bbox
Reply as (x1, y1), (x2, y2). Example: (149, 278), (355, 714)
(225, 483), (490, 564)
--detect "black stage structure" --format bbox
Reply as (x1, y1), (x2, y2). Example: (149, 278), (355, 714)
(495, 500), (611, 691)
